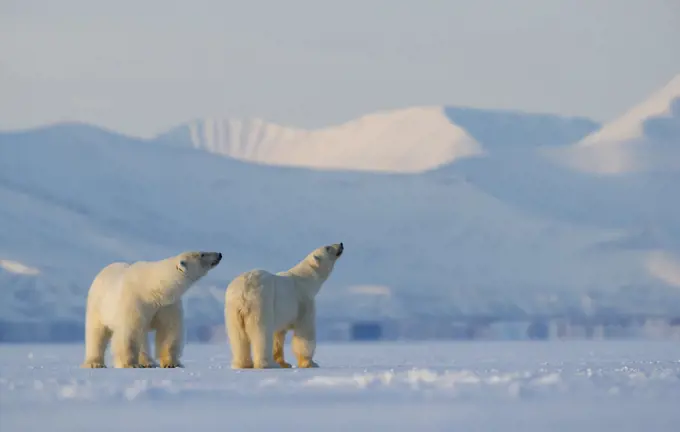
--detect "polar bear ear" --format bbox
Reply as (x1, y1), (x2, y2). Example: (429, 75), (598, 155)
(313, 255), (323, 266)
(177, 260), (188, 273)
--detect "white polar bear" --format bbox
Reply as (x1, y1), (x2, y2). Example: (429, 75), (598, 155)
(81, 251), (223, 369)
(224, 242), (344, 369)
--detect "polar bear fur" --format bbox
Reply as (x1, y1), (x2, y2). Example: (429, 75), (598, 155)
(81, 251), (223, 369)
(224, 243), (344, 369)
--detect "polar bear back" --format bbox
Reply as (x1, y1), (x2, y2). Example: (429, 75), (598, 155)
(226, 269), (304, 332)
(88, 259), (189, 330)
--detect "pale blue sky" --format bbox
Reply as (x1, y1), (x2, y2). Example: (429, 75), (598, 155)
(1, 0), (679, 138)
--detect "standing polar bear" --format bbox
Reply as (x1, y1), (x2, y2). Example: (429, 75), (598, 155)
(225, 242), (344, 369)
(81, 251), (223, 369)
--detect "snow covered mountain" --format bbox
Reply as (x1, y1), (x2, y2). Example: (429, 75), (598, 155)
(157, 106), (483, 173)
(1, 85), (679, 342)
(547, 74), (680, 175)
(158, 106), (598, 173)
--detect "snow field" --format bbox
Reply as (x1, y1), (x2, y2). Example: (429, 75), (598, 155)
(1, 340), (679, 431)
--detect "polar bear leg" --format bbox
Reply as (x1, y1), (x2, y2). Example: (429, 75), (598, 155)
(111, 324), (142, 368)
(246, 295), (278, 369)
(292, 308), (318, 368)
(273, 330), (292, 368)
(246, 318), (278, 368)
(152, 302), (185, 368)
(82, 314), (111, 368)
(226, 309), (253, 369)
(137, 330), (157, 368)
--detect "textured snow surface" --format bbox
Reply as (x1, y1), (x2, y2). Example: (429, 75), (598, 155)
(1, 341), (680, 431)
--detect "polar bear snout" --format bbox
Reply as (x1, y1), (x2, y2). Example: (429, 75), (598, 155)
(206, 252), (222, 268)
(193, 251), (223, 269)
(324, 243), (344, 258)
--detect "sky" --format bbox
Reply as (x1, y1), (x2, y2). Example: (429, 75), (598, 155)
(1, 0), (679, 138)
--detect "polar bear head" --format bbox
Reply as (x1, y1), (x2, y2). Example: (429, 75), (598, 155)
(176, 251), (223, 281)
(307, 242), (344, 276)
(286, 243), (343, 296)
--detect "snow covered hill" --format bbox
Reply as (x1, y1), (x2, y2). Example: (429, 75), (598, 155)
(157, 106), (482, 173)
(157, 106), (599, 173)
(547, 74), (680, 175)
(1, 88), (680, 342)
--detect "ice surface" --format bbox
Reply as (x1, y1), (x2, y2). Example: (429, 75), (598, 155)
(1, 341), (679, 431)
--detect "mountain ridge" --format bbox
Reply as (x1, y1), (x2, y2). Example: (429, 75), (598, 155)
(155, 105), (600, 173)
(546, 73), (680, 175)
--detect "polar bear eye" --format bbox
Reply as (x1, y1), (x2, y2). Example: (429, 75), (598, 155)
(325, 246), (331, 252)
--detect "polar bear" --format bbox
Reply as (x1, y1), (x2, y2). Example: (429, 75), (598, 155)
(224, 242), (344, 369)
(81, 251), (223, 369)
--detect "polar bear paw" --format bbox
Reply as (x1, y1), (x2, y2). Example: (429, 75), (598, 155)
(159, 360), (184, 368)
(277, 361), (293, 368)
(297, 359), (319, 368)
(138, 354), (158, 368)
(231, 360), (254, 369)
(253, 360), (281, 369)
(81, 360), (106, 369)
(118, 362), (144, 368)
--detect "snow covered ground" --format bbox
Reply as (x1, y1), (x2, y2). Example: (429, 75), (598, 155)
(1, 340), (679, 431)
